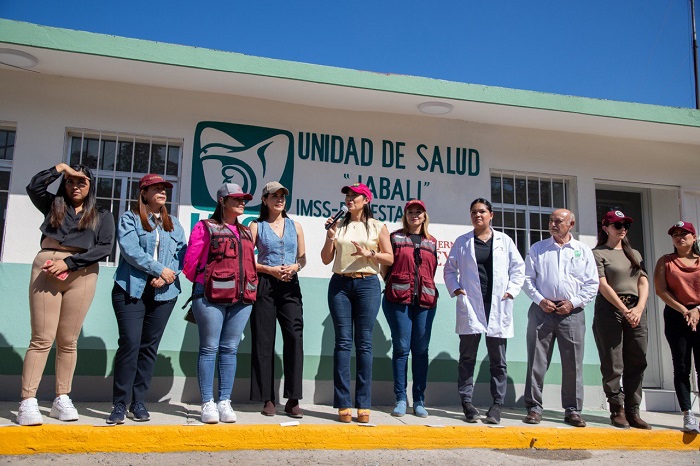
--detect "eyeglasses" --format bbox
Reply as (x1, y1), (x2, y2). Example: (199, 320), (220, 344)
(610, 222), (631, 230)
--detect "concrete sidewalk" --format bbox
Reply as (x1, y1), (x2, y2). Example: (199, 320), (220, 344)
(0, 401), (698, 454)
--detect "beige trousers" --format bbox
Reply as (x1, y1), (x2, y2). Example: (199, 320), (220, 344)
(21, 250), (99, 398)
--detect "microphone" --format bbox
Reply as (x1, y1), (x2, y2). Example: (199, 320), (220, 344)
(325, 205), (349, 230)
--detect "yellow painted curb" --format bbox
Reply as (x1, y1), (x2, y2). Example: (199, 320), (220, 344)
(1, 425), (698, 455)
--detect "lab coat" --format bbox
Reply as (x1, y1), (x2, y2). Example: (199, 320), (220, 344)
(443, 229), (525, 338)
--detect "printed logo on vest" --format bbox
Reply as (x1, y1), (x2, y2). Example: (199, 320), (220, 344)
(192, 122), (294, 212)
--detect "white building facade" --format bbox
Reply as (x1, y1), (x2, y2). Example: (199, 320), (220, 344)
(1, 19), (698, 410)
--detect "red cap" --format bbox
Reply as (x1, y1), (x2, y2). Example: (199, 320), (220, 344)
(404, 199), (426, 211)
(341, 183), (372, 202)
(602, 210), (633, 226)
(668, 220), (696, 236)
(139, 174), (173, 190)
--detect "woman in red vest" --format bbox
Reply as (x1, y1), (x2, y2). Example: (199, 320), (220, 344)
(382, 199), (438, 418)
(183, 183), (257, 424)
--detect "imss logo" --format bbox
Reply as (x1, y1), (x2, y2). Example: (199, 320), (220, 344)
(191, 121), (294, 212)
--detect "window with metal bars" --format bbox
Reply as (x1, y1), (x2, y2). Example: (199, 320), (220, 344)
(490, 171), (571, 258)
(66, 129), (183, 264)
(0, 127), (14, 259)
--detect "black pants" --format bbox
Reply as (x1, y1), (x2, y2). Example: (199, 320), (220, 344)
(592, 295), (647, 411)
(457, 333), (507, 405)
(250, 273), (304, 402)
(664, 305), (700, 412)
(111, 283), (176, 405)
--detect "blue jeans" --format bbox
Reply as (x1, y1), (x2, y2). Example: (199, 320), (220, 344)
(382, 298), (436, 404)
(192, 283), (252, 403)
(328, 274), (381, 409)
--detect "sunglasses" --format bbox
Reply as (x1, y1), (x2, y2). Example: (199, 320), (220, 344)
(609, 222), (631, 230)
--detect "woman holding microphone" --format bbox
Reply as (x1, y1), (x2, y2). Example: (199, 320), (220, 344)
(444, 198), (524, 425)
(320, 182), (393, 423)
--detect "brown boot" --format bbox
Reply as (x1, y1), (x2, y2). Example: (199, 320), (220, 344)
(610, 403), (630, 429)
(626, 412), (652, 430)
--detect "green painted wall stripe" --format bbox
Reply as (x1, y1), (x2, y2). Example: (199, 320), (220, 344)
(2, 19), (700, 128)
(0, 347), (604, 385)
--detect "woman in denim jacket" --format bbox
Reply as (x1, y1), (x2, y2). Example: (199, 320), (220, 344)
(107, 174), (186, 424)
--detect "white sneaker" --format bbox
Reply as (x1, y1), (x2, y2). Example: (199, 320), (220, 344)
(17, 398), (43, 426)
(49, 395), (79, 421)
(217, 400), (237, 423)
(683, 412), (700, 433)
(201, 400), (219, 424)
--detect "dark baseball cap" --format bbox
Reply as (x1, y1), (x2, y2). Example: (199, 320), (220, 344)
(668, 220), (696, 236)
(602, 210), (633, 226)
(405, 199), (426, 211)
(139, 174), (173, 190)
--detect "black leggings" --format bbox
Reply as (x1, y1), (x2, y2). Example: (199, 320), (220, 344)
(664, 305), (700, 411)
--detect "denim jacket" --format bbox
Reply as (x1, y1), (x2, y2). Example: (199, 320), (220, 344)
(114, 210), (187, 301)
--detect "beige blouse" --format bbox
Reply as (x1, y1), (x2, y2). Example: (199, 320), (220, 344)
(332, 218), (383, 275)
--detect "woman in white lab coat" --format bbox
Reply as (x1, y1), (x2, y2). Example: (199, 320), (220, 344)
(443, 198), (524, 425)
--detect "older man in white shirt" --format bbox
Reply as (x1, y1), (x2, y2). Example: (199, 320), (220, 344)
(522, 208), (599, 427)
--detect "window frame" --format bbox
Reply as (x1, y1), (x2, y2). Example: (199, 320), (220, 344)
(0, 124), (15, 261)
(490, 170), (574, 257)
(64, 128), (184, 265)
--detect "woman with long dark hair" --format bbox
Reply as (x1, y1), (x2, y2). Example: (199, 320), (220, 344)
(444, 198), (524, 425)
(382, 199), (438, 418)
(654, 220), (700, 433)
(107, 174), (186, 424)
(183, 183), (257, 424)
(18, 163), (115, 426)
(249, 182), (306, 418)
(320, 182), (393, 424)
(592, 210), (650, 429)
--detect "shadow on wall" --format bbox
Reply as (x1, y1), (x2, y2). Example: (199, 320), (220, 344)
(313, 314), (334, 404)
(371, 318), (392, 381)
(179, 320), (200, 403)
(178, 316), (256, 404)
(312, 313), (393, 405)
(27, 330), (109, 402)
(426, 350), (458, 405)
(147, 354), (175, 403)
(0, 333), (24, 399)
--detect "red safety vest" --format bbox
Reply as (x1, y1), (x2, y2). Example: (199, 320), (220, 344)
(384, 230), (438, 308)
(202, 220), (258, 304)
